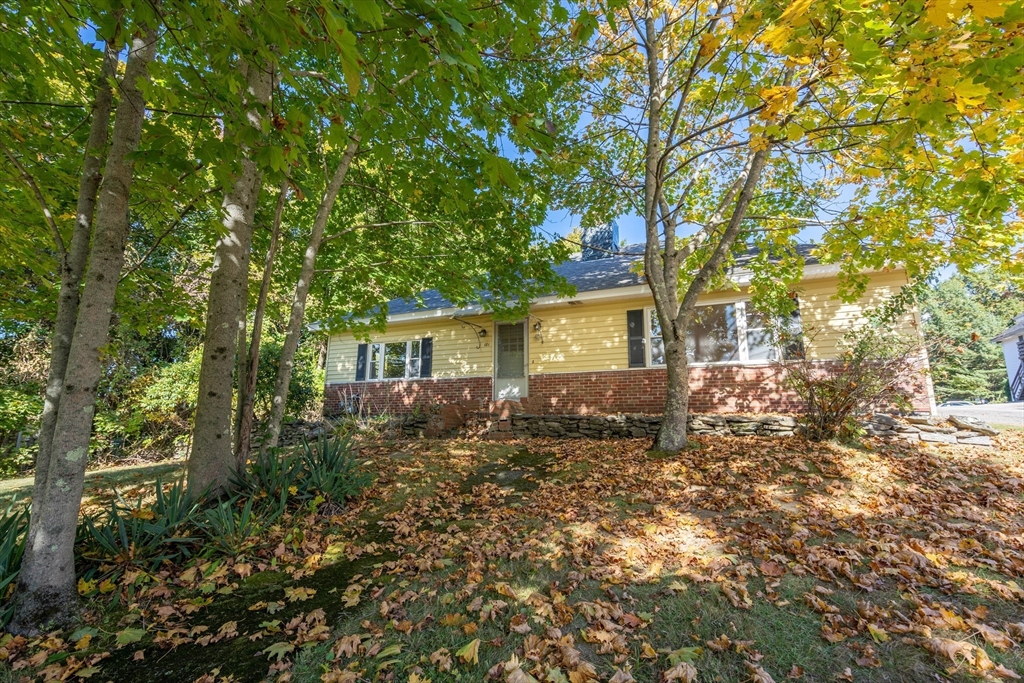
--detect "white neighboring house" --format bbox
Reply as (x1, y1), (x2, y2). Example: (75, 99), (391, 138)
(994, 312), (1024, 402)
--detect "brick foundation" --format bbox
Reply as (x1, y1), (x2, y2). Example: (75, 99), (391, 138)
(325, 362), (933, 417)
(324, 376), (492, 416)
(519, 366), (805, 415)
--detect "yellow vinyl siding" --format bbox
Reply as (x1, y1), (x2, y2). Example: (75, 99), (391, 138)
(324, 315), (493, 384)
(798, 270), (917, 359)
(529, 297), (648, 373)
(324, 268), (919, 382)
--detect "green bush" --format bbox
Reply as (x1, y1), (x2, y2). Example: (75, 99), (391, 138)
(76, 436), (369, 582)
(0, 386), (42, 477)
(232, 448), (303, 520)
(92, 336), (325, 455)
(138, 346), (204, 428)
(79, 479), (200, 575)
(253, 337), (324, 421)
(197, 497), (262, 556)
(0, 500), (28, 627)
(236, 434), (372, 513)
(780, 326), (921, 441)
(299, 433), (373, 505)
(0, 386), (41, 438)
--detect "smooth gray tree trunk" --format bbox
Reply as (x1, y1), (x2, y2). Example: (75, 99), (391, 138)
(34, 41), (118, 497)
(187, 60), (272, 496)
(264, 139), (359, 450)
(653, 149), (769, 451)
(232, 316), (248, 454)
(236, 178), (288, 466)
(656, 336), (691, 451)
(10, 30), (157, 634)
(635, 9), (772, 452)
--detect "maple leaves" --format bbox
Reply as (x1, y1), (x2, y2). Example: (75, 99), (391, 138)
(925, 0), (1014, 27)
(5, 430), (1024, 680)
(295, 433), (1022, 681)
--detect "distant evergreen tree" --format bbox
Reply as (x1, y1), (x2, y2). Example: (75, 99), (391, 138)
(921, 270), (1020, 402)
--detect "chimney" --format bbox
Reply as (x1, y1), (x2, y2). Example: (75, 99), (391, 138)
(580, 221), (619, 261)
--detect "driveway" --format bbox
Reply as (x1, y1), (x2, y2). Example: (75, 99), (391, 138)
(936, 402), (1024, 429)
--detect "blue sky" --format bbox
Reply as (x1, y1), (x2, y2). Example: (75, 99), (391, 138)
(541, 208), (648, 245)
(540, 205), (833, 249)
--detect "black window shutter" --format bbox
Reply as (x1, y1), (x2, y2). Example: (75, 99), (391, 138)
(355, 343), (368, 381)
(627, 309), (646, 368)
(420, 337), (433, 377)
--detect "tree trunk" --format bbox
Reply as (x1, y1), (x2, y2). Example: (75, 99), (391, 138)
(34, 41), (119, 497)
(263, 139), (359, 450)
(236, 178), (288, 466)
(187, 60), (272, 496)
(637, 7), (774, 453)
(656, 337), (690, 451)
(656, 149), (770, 451)
(10, 29), (157, 634)
(232, 319), (248, 454)
(317, 339), (327, 370)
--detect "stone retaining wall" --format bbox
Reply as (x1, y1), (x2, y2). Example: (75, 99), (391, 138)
(399, 412), (798, 439)
(397, 410), (997, 447)
(862, 413), (996, 446)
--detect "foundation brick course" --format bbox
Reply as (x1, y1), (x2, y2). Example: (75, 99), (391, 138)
(324, 362), (932, 417)
(520, 366), (803, 415)
(324, 376), (492, 416)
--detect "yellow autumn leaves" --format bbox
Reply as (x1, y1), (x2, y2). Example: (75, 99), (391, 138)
(925, 0), (1014, 27)
(751, 85), (799, 150)
(758, 86), (798, 121)
(759, 0), (1015, 52)
(759, 0), (816, 51)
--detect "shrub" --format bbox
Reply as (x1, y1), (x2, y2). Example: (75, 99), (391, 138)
(79, 478), (200, 575)
(0, 501), (28, 627)
(253, 336), (324, 421)
(137, 346), (204, 431)
(299, 433), (373, 505)
(0, 386), (42, 477)
(234, 434), (372, 514)
(197, 497), (262, 556)
(780, 326), (923, 441)
(232, 449), (304, 520)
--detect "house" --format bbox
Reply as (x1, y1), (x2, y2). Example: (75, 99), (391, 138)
(322, 227), (935, 418)
(993, 312), (1024, 401)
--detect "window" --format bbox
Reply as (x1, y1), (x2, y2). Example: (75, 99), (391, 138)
(642, 299), (802, 365)
(368, 340), (422, 380)
(779, 307), (805, 360)
(746, 305), (804, 361)
(649, 309), (664, 365)
(745, 308), (775, 361)
(688, 303), (738, 363)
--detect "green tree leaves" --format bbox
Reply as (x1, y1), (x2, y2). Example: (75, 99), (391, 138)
(921, 270), (1021, 402)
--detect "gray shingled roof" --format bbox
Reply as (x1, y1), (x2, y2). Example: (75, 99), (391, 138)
(384, 243), (820, 316)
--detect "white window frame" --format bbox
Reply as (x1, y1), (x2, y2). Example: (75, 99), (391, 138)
(643, 299), (798, 367)
(367, 340), (422, 381)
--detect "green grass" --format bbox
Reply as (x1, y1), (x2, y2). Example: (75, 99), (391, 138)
(0, 459), (184, 500)
(290, 558), (1024, 683)
(286, 436), (1024, 683)
(6, 433), (1024, 683)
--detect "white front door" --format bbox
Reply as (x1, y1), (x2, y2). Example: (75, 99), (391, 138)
(494, 321), (528, 400)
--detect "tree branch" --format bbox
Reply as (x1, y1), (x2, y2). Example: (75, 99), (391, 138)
(0, 139), (66, 259)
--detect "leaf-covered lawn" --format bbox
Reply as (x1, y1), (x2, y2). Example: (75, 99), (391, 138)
(4, 431), (1024, 683)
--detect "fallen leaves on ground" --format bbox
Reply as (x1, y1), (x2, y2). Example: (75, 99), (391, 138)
(4, 429), (1024, 682)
